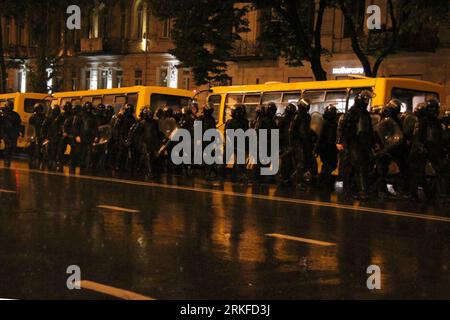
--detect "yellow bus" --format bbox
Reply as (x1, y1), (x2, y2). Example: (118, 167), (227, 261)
(0, 92), (51, 149)
(51, 86), (194, 116)
(207, 77), (446, 129)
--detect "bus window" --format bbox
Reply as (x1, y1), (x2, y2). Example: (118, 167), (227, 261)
(280, 91), (301, 115)
(303, 91), (326, 113)
(81, 96), (93, 103)
(60, 98), (72, 106)
(114, 95), (127, 113)
(103, 94), (115, 106)
(224, 94), (243, 122)
(207, 94), (221, 120)
(72, 98), (81, 106)
(325, 91), (347, 113)
(348, 88), (373, 112)
(92, 97), (102, 106)
(127, 93), (138, 106)
(0, 99), (6, 107)
(24, 98), (48, 113)
(391, 87), (438, 112)
(150, 93), (191, 112)
(243, 93), (261, 122)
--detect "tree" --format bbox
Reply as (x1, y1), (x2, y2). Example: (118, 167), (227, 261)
(337, 0), (448, 77)
(151, 0), (250, 86)
(255, 0), (330, 80)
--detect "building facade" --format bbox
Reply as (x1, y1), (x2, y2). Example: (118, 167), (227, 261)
(1, 0), (449, 104)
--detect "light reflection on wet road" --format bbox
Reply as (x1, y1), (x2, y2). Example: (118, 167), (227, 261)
(0, 161), (450, 299)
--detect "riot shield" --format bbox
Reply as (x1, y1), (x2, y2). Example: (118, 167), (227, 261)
(93, 124), (112, 147)
(375, 117), (404, 151)
(310, 111), (323, 137)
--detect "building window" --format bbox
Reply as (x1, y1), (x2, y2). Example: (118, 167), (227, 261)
(71, 71), (78, 91)
(99, 69), (108, 89)
(161, 18), (171, 39)
(16, 22), (23, 46)
(158, 66), (168, 87)
(183, 69), (190, 90)
(136, 3), (144, 39)
(18, 68), (26, 93)
(85, 70), (90, 89)
(135, 69), (143, 85)
(116, 70), (123, 88)
(5, 19), (11, 47)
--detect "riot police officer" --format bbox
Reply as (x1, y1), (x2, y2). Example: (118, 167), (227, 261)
(373, 99), (405, 198)
(28, 103), (46, 169)
(317, 105), (338, 190)
(336, 90), (374, 200)
(42, 105), (61, 170)
(278, 103), (297, 185)
(178, 106), (196, 176)
(225, 104), (249, 182)
(74, 102), (99, 171)
(127, 107), (161, 179)
(56, 102), (74, 171)
(197, 104), (217, 180)
(289, 98), (314, 190)
(112, 103), (136, 171)
(253, 102), (278, 182)
(1, 101), (21, 167)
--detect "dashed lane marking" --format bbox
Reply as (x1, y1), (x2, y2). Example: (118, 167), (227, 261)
(266, 233), (336, 246)
(97, 205), (140, 213)
(80, 280), (154, 300)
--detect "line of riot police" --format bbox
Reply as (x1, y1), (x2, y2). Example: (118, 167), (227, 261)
(7, 92), (450, 202)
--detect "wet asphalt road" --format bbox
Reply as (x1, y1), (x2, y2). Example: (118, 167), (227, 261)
(1, 161), (450, 300)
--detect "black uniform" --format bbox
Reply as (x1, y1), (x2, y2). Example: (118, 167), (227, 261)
(73, 103), (99, 170)
(289, 99), (314, 189)
(278, 104), (296, 184)
(28, 104), (46, 169)
(1, 103), (22, 167)
(225, 104), (249, 181)
(127, 108), (161, 178)
(197, 106), (217, 179)
(337, 91), (374, 199)
(317, 106), (338, 189)
(56, 103), (74, 171)
(112, 104), (136, 171)
(42, 106), (61, 170)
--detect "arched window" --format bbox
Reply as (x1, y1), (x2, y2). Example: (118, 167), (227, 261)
(136, 3), (144, 39)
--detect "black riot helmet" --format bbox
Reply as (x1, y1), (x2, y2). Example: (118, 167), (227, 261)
(5, 100), (14, 111)
(414, 102), (427, 118)
(203, 104), (214, 117)
(284, 103), (297, 117)
(33, 103), (44, 114)
(297, 98), (311, 114)
(124, 103), (135, 115)
(163, 106), (173, 118)
(155, 107), (165, 119)
(63, 101), (73, 114)
(354, 90), (373, 109)
(266, 102), (277, 118)
(96, 103), (106, 113)
(386, 99), (402, 117)
(230, 105), (241, 119)
(51, 105), (61, 117)
(323, 104), (338, 121)
(425, 98), (440, 118)
(139, 107), (154, 120)
(73, 104), (82, 114)
(235, 104), (246, 118)
(83, 101), (94, 114)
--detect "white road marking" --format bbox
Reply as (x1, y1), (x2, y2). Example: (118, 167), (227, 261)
(266, 233), (336, 246)
(0, 189), (16, 194)
(3, 166), (450, 223)
(80, 280), (154, 300)
(97, 205), (140, 213)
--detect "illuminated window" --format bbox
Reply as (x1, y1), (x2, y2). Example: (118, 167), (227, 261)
(135, 69), (143, 85)
(162, 18), (171, 39)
